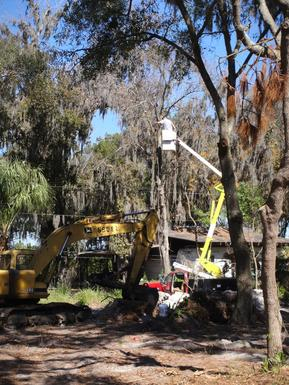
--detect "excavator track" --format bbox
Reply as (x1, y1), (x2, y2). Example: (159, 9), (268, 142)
(0, 302), (91, 328)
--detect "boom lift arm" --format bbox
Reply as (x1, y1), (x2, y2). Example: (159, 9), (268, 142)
(161, 121), (224, 277)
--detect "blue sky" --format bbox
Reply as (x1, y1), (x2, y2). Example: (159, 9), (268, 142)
(0, 0), (254, 143)
(0, 0), (122, 142)
(91, 111), (121, 143)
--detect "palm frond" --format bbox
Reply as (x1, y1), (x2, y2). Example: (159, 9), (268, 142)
(0, 158), (53, 233)
(237, 65), (283, 149)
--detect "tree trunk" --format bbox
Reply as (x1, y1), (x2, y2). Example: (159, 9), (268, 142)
(194, 55), (254, 323)
(158, 182), (171, 275)
(150, 156), (156, 208)
(218, 120), (253, 324)
(157, 145), (171, 275)
(260, 204), (283, 357)
(258, 10), (289, 358)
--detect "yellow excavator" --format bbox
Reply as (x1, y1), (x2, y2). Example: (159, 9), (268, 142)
(0, 210), (158, 304)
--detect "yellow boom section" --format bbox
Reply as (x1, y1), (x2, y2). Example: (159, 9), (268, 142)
(197, 183), (225, 277)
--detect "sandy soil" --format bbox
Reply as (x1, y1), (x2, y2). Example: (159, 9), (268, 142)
(0, 308), (288, 385)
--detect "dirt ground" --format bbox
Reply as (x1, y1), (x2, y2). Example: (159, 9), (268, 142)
(0, 306), (288, 385)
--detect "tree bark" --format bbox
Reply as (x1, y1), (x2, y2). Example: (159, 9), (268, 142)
(218, 130), (253, 323)
(157, 145), (171, 275)
(158, 181), (171, 275)
(259, 9), (289, 358)
(260, 204), (283, 357)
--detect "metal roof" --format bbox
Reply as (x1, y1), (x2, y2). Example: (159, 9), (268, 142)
(168, 227), (289, 246)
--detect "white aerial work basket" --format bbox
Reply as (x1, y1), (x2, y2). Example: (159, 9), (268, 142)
(161, 129), (176, 151)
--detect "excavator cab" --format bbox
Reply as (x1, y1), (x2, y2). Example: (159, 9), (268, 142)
(0, 250), (48, 302)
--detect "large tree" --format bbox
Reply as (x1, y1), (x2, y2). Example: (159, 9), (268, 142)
(0, 2), (95, 227)
(75, 46), (211, 274)
(230, 0), (289, 361)
(62, 0), (255, 323)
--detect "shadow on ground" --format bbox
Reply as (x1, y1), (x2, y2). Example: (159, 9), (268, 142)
(0, 302), (288, 385)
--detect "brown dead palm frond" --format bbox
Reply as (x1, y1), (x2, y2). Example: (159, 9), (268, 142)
(252, 72), (266, 110)
(240, 72), (249, 96)
(227, 94), (236, 118)
(265, 68), (284, 105)
(237, 117), (251, 149)
(260, 61), (267, 82)
(237, 65), (283, 149)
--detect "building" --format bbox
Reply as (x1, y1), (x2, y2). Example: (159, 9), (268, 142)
(144, 227), (289, 280)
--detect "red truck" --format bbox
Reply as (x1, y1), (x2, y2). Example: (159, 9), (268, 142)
(144, 262), (191, 294)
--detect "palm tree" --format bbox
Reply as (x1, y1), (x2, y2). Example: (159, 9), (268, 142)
(0, 159), (53, 249)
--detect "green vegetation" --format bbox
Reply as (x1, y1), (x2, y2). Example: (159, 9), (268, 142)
(40, 286), (122, 307)
(237, 182), (265, 227)
(109, 234), (132, 257)
(261, 351), (288, 373)
(277, 284), (289, 303)
(94, 134), (122, 162)
(0, 159), (52, 247)
(280, 246), (289, 260)
(191, 208), (211, 227)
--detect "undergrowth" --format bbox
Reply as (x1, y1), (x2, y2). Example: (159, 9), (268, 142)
(261, 352), (288, 373)
(40, 286), (122, 306)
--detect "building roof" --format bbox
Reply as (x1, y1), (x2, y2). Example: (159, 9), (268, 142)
(168, 227), (289, 246)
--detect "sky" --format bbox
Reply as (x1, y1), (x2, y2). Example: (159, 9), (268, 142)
(91, 111), (121, 143)
(0, 0), (122, 142)
(0, 0), (255, 143)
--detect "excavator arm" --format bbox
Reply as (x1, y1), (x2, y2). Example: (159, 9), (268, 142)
(124, 210), (159, 291)
(0, 210), (158, 303)
(31, 217), (144, 278)
(32, 210), (158, 295)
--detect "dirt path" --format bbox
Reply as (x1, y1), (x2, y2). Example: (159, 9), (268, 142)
(0, 310), (288, 385)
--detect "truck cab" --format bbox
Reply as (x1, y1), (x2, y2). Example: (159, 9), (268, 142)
(144, 265), (190, 295)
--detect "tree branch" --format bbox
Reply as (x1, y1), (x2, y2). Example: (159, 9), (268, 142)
(276, 0), (289, 7)
(218, 0), (236, 87)
(173, 0), (198, 41)
(143, 32), (196, 64)
(159, 67), (172, 118)
(232, 0), (280, 60)
(164, 90), (195, 116)
(236, 28), (270, 77)
(173, 0), (225, 122)
(235, 8), (281, 77)
(197, 0), (218, 39)
(127, 0), (133, 18)
(257, 0), (281, 46)
(218, 0), (237, 132)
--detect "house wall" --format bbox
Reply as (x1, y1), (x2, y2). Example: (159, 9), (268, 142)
(144, 244), (231, 280)
(144, 239), (286, 280)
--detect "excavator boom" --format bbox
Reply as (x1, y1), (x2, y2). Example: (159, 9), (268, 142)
(31, 220), (144, 277)
(0, 210), (158, 303)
